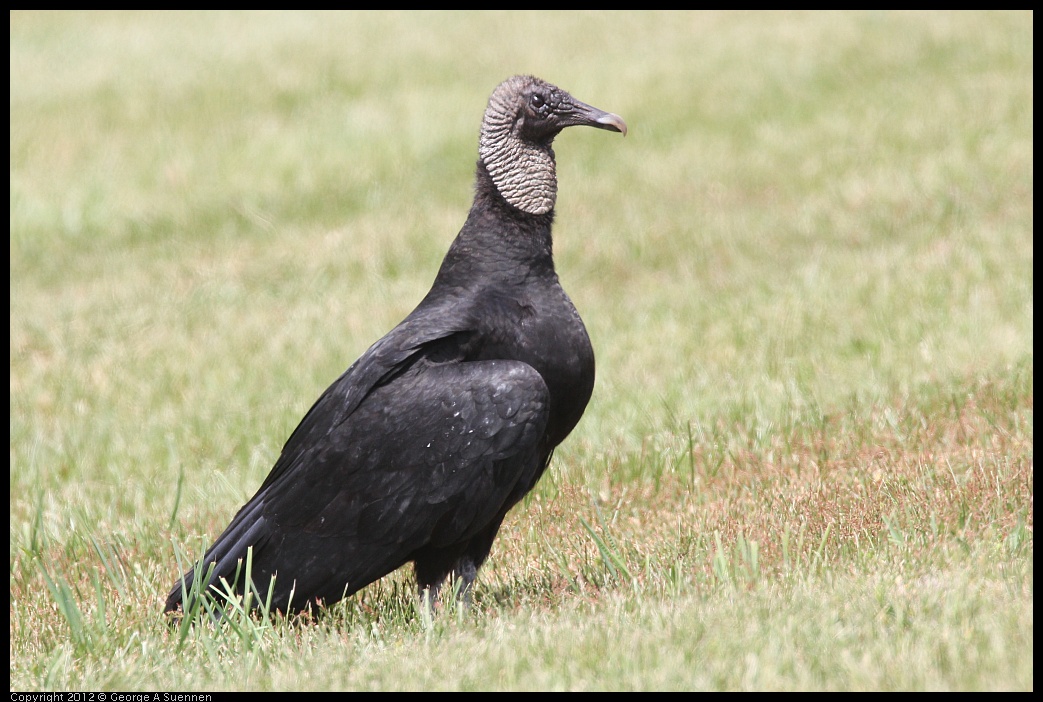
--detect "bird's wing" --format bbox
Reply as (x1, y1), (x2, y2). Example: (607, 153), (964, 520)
(168, 304), (468, 607)
(255, 299), (473, 494)
(273, 358), (550, 535)
(252, 358), (550, 604)
(174, 333), (551, 609)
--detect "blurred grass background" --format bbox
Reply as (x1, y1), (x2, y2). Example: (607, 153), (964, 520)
(9, 10), (1032, 691)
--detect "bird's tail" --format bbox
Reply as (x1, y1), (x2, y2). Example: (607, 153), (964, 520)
(163, 501), (273, 620)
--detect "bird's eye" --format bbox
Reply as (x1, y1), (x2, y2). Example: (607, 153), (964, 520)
(530, 93), (545, 109)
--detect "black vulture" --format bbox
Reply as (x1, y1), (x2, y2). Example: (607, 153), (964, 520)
(164, 75), (626, 617)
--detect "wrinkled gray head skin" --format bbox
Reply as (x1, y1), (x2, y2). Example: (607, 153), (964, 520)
(478, 75), (627, 215)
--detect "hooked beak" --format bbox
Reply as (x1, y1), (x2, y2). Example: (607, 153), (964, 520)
(563, 98), (628, 137)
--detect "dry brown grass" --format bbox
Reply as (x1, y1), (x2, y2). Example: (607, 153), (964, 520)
(479, 370), (1032, 609)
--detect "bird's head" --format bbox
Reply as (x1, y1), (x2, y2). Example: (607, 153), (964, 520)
(491, 75), (627, 143)
(479, 75), (626, 215)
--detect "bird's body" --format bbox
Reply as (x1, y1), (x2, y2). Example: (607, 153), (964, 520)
(164, 75), (625, 616)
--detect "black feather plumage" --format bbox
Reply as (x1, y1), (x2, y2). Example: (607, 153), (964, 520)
(164, 75), (625, 616)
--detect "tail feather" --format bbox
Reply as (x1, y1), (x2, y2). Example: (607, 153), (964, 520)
(164, 501), (273, 614)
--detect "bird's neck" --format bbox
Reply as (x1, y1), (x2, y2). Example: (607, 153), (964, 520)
(478, 127), (558, 215)
(429, 163), (558, 289)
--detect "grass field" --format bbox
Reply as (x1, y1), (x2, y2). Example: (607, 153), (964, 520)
(9, 10), (1033, 691)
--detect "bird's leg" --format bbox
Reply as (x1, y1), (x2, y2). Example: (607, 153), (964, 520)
(414, 556), (477, 620)
(420, 581), (441, 609)
(418, 582), (441, 626)
(414, 556), (452, 620)
(450, 556), (478, 608)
